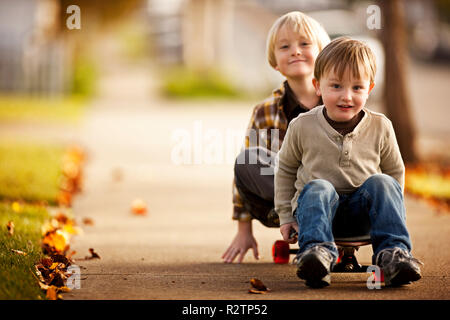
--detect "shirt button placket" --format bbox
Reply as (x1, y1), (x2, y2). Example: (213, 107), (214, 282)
(341, 137), (351, 166)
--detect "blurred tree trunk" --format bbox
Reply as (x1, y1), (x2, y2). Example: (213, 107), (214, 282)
(380, 0), (418, 164)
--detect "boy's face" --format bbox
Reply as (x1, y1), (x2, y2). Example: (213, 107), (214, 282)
(273, 25), (319, 79)
(313, 68), (374, 122)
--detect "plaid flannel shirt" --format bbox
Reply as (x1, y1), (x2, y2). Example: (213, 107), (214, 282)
(232, 82), (290, 221)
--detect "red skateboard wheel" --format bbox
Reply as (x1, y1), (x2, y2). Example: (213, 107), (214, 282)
(373, 269), (385, 282)
(272, 240), (290, 264)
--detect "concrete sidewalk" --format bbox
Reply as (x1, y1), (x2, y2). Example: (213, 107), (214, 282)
(62, 50), (450, 300)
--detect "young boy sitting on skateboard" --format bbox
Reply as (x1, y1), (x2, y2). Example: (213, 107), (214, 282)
(275, 37), (423, 288)
(222, 11), (330, 264)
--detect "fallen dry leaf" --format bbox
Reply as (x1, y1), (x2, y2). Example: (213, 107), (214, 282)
(46, 286), (57, 300)
(82, 217), (94, 226)
(62, 161), (80, 180)
(131, 198), (147, 215)
(61, 146), (84, 193)
(34, 253), (73, 294)
(58, 286), (72, 293)
(250, 278), (268, 291)
(46, 286), (63, 300)
(60, 176), (76, 193)
(57, 191), (72, 207)
(49, 262), (59, 270)
(86, 248), (100, 260)
(48, 270), (66, 287)
(62, 221), (82, 235)
(6, 221), (14, 236)
(54, 212), (69, 225)
(42, 230), (69, 254)
(248, 278), (270, 294)
(248, 289), (268, 294)
(40, 257), (53, 268)
(405, 164), (450, 213)
(34, 201), (84, 300)
(11, 249), (27, 256)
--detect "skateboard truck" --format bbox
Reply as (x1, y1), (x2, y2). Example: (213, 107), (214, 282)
(333, 246), (367, 272)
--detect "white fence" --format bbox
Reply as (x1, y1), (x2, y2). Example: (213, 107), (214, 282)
(0, 34), (71, 96)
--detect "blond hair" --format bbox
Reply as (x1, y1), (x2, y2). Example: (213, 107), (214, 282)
(314, 37), (377, 83)
(266, 11), (330, 69)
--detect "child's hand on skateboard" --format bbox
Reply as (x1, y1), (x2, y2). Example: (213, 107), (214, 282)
(280, 222), (299, 244)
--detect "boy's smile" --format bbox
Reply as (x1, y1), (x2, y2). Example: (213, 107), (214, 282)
(313, 68), (374, 122)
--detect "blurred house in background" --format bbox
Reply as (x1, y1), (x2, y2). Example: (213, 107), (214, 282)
(0, 0), (72, 96)
(146, 0), (450, 97)
(146, 0), (386, 97)
(1, 0), (448, 98)
(146, 0), (184, 65)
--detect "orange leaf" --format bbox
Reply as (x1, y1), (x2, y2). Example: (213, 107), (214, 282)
(250, 278), (268, 291)
(57, 191), (72, 207)
(82, 217), (94, 225)
(42, 230), (68, 253)
(46, 286), (58, 300)
(131, 198), (147, 215)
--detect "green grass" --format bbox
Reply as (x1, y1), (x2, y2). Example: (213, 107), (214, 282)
(162, 67), (241, 99)
(0, 95), (87, 124)
(0, 142), (64, 205)
(71, 55), (98, 99)
(0, 202), (50, 299)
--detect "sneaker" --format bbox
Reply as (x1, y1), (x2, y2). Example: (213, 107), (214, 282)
(295, 245), (334, 288)
(375, 247), (423, 287)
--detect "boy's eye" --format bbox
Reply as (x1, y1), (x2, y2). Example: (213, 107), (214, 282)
(332, 84), (340, 89)
(353, 86), (363, 90)
(280, 45), (289, 49)
(301, 42), (311, 46)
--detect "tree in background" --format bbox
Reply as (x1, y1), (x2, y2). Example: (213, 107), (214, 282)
(379, 0), (418, 164)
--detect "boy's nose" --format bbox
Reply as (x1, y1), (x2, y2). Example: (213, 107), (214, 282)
(292, 46), (302, 56)
(341, 90), (352, 101)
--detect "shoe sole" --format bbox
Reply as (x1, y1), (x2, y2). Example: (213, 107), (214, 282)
(296, 253), (330, 288)
(385, 262), (422, 287)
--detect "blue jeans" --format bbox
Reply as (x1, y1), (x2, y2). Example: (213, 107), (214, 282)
(295, 174), (412, 264)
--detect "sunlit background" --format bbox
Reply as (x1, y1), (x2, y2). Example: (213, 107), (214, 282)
(1, 0), (449, 209)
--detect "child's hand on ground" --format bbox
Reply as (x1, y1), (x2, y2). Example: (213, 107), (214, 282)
(280, 222), (299, 244)
(222, 221), (259, 263)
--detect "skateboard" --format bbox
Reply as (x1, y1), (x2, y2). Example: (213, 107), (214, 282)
(272, 233), (384, 281)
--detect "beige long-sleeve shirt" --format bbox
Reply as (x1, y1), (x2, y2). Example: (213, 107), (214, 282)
(274, 105), (405, 226)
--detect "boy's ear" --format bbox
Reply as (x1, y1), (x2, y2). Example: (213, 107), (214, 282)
(312, 78), (321, 96)
(368, 82), (375, 93)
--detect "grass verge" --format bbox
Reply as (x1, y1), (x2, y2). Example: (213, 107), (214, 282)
(162, 67), (241, 99)
(0, 202), (50, 299)
(0, 142), (65, 205)
(0, 95), (87, 125)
